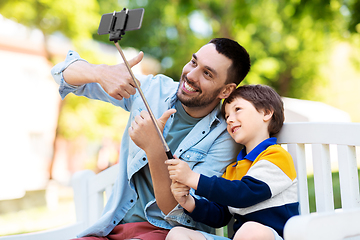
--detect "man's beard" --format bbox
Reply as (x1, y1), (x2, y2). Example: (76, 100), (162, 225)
(176, 75), (222, 108)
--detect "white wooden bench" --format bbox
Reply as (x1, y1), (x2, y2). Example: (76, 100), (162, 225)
(1, 122), (359, 240)
(278, 122), (360, 240)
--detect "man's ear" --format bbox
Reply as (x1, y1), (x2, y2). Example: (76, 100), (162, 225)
(263, 110), (274, 122)
(219, 83), (236, 99)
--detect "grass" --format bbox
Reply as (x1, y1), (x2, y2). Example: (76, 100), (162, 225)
(307, 169), (360, 213)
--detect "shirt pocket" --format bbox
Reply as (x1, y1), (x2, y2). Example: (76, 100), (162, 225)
(179, 149), (206, 169)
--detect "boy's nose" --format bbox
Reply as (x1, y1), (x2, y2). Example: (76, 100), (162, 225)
(226, 114), (235, 124)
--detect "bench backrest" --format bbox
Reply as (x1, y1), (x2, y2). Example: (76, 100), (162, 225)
(276, 122), (360, 215)
(74, 122), (360, 236)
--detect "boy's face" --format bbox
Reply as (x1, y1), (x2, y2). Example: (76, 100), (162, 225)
(224, 97), (271, 151)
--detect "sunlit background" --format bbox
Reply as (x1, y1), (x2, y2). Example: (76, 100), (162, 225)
(0, 0), (359, 236)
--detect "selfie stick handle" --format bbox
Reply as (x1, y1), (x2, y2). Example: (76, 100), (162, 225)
(114, 41), (173, 159)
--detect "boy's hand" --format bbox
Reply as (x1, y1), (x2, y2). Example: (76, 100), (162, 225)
(170, 181), (195, 213)
(165, 157), (200, 190)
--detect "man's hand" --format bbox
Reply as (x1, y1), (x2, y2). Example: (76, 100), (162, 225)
(63, 51), (144, 100)
(165, 158), (200, 190)
(129, 109), (176, 152)
(95, 52), (144, 100)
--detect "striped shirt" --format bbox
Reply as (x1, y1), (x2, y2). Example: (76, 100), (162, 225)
(187, 137), (299, 237)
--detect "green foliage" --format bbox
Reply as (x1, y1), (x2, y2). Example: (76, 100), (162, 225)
(2, 0), (360, 140)
(1, 0), (100, 38)
(307, 169), (360, 213)
(57, 95), (129, 142)
(90, 0), (360, 99)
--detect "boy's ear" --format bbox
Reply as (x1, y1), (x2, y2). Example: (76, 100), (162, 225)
(263, 110), (274, 122)
(219, 83), (236, 99)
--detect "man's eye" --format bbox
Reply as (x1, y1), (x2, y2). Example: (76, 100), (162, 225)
(204, 70), (212, 78)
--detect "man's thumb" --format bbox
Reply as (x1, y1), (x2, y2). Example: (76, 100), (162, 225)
(128, 51), (144, 68)
(158, 109), (177, 126)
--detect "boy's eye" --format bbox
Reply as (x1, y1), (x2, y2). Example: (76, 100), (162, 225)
(235, 107), (241, 111)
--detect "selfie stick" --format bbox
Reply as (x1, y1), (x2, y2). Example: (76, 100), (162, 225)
(99, 8), (173, 159)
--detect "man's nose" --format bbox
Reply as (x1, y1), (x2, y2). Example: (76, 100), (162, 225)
(186, 67), (200, 82)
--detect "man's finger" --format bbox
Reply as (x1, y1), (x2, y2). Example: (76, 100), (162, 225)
(128, 51), (144, 68)
(158, 109), (177, 126)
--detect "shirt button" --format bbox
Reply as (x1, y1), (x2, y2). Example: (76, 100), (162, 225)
(179, 149), (183, 152)
(202, 131), (205, 134)
(186, 155), (190, 158)
(143, 157), (146, 161)
(187, 220), (191, 223)
(113, 221), (116, 224)
(130, 199), (134, 203)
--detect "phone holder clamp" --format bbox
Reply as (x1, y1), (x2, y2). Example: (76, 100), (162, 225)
(108, 8), (129, 42)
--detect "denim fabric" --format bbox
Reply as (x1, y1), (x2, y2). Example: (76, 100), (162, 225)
(51, 50), (241, 237)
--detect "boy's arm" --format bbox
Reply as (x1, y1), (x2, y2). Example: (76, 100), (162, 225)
(166, 158), (201, 190)
(170, 181), (196, 212)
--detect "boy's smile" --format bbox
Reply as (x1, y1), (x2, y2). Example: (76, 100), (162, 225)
(230, 125), (241, 134)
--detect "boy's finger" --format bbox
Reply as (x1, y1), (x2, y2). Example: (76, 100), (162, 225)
(165, 159), (178, 165)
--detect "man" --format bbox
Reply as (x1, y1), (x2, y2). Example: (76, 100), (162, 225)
(51, 38), (251, 239)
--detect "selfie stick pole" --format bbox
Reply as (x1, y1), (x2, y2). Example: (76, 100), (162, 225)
(109, 9), (173, 159)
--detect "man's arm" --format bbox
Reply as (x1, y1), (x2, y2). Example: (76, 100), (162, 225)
(129, 109), (179, 214)
(62, 51), (144, 100)
(146, 144), (179, 214)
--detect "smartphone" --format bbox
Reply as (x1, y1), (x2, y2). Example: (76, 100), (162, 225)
(98, 8), (144, 35)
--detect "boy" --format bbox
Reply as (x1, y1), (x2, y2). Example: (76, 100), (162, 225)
(165, 85), (299, 240)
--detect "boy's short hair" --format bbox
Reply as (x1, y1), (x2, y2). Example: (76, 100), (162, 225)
(209, 38), (251, 86)
(221, 84), (285, 137)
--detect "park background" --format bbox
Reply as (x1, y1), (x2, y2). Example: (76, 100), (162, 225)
(0, 0), (360, 236)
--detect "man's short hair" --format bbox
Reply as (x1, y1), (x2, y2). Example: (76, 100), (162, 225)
(209, 38), (251, 86)
(221, 84), (284, 137)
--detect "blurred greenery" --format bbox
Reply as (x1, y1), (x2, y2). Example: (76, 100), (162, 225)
(307, 169), (360, 213)
(1, 0), (360, 142)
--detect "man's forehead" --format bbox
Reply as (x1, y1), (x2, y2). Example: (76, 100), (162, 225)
(194, 44), (232, 76)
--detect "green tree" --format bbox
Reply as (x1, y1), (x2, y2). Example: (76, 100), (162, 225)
(93, 0), (360, 99)
(0, 0), (100, 61)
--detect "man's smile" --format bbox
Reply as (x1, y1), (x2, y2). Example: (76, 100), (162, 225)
(182, 79), (199, 94)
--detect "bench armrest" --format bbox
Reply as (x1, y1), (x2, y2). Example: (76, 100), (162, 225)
(284, 208), (360, 240)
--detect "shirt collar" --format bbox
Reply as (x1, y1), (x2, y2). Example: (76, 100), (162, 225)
(236, 137), (278, 163)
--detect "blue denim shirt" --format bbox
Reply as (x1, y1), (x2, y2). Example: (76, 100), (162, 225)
(51, 51), (241, 237)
